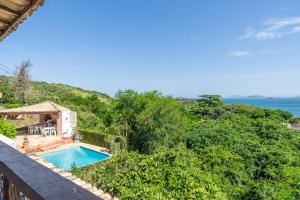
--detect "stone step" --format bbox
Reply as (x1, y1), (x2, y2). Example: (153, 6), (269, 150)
(40, 143), (62, 152)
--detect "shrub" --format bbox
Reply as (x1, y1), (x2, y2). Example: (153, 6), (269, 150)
(78, 129), (126, 150)
(72, 145), (227, 199)
(0, 119), (16, 138)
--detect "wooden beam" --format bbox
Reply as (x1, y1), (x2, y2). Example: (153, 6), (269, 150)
(0, 0), (44, 41)
(0, 18), (9, 25)
(0, 4), (19, 15)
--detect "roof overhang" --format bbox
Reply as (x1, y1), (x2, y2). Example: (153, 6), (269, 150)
(0, 0), (44, 42)
(0, 111), (59, 115)
(0, 101), (70, 115)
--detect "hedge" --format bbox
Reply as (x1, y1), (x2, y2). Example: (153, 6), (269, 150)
(78, 129), (126, 150)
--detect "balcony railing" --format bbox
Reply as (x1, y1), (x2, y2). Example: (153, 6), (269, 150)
(0, 140), (102, 200)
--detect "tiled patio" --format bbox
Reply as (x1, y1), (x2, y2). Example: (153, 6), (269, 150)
(15, 135), (62, 149)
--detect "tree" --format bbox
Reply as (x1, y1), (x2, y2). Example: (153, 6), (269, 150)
(110, 90), (190, 153)
(190, 95), (225, 119)
(0, 80), (19, 104)
(12, 60), (32, 104)
(113, 90), (139, 142)
(197, 94), (224, 107)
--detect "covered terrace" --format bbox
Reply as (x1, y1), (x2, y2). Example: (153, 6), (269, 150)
(0, 101), (76, 137)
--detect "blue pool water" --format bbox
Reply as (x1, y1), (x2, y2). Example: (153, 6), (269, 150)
(224, 98), (300, 118)
(41, 146), (109, 170)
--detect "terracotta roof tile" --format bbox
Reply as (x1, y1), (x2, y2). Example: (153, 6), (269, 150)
(0, 101), (70, 114)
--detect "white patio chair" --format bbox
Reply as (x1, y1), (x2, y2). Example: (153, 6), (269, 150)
(33, 126), (40, 135)
(46, 128), (51, 136)
(41, 128), (49, 137)
(28, 126), (34, 134)
(50, 128), (56, 136)
(32, 126), (37, 134)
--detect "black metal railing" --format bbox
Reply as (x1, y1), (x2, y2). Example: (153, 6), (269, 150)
(0, 163), (39, 200)
(0, 141), (102, 200)
(1, 174), (31, 200)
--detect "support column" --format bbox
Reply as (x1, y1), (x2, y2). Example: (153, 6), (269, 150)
(56, 112), (62, 135)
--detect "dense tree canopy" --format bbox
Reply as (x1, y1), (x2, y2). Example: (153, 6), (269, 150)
(72, 92), (300, 199)
(108, 90), (190, 153)
(72, 145), (226, 199)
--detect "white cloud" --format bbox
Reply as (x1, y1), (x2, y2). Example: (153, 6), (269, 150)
(241, 17), (300, 40)
(290, 26), (300, 33)
(229, 50), (253, 57)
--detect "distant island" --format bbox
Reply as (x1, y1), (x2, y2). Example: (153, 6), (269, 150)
(247, 95), (266, 99)
(229, 95), (266, 99)
(229, 95), (300, 99)
(229, 95), (246, 98)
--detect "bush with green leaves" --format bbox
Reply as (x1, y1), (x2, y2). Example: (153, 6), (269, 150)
(0, 119), (16, 138)
(183, 106), (300, 199)
(109, 90), (191, 153)
(78, 129), (126, 150)
(72, 145), (227, 200)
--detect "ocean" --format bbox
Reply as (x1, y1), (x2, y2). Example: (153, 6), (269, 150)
(223, 98), (300, 118)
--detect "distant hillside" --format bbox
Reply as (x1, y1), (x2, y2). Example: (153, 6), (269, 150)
(0, 75), (112, 131)
(30, 80), (111, 103)
(0, 75), (110, 102)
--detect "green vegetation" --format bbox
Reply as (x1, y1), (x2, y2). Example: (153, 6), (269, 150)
(0, 75), (111, 132)
(1, 74), (299, 199)
(0, 119), (16, 138)
(72, 145), (226, 199)
(78, 129), (126, 150)
(71, 92), (300, 199)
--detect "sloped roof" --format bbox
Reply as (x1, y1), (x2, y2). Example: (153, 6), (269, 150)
(0, 101), (70, 114)
(0, 0), (44, 41)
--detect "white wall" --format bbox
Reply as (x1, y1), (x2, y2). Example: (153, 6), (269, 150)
(61, 111), (77, 137)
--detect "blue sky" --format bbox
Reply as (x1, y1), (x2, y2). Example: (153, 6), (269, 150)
(1, 0), (300, 98)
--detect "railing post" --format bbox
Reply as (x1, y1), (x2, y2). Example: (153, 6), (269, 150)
(3, 175), (9, 200)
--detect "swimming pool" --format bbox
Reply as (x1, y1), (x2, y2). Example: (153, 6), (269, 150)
(41, 146), (110, 170)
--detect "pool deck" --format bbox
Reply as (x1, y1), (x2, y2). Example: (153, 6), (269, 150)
(27, 142), (116, 200)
